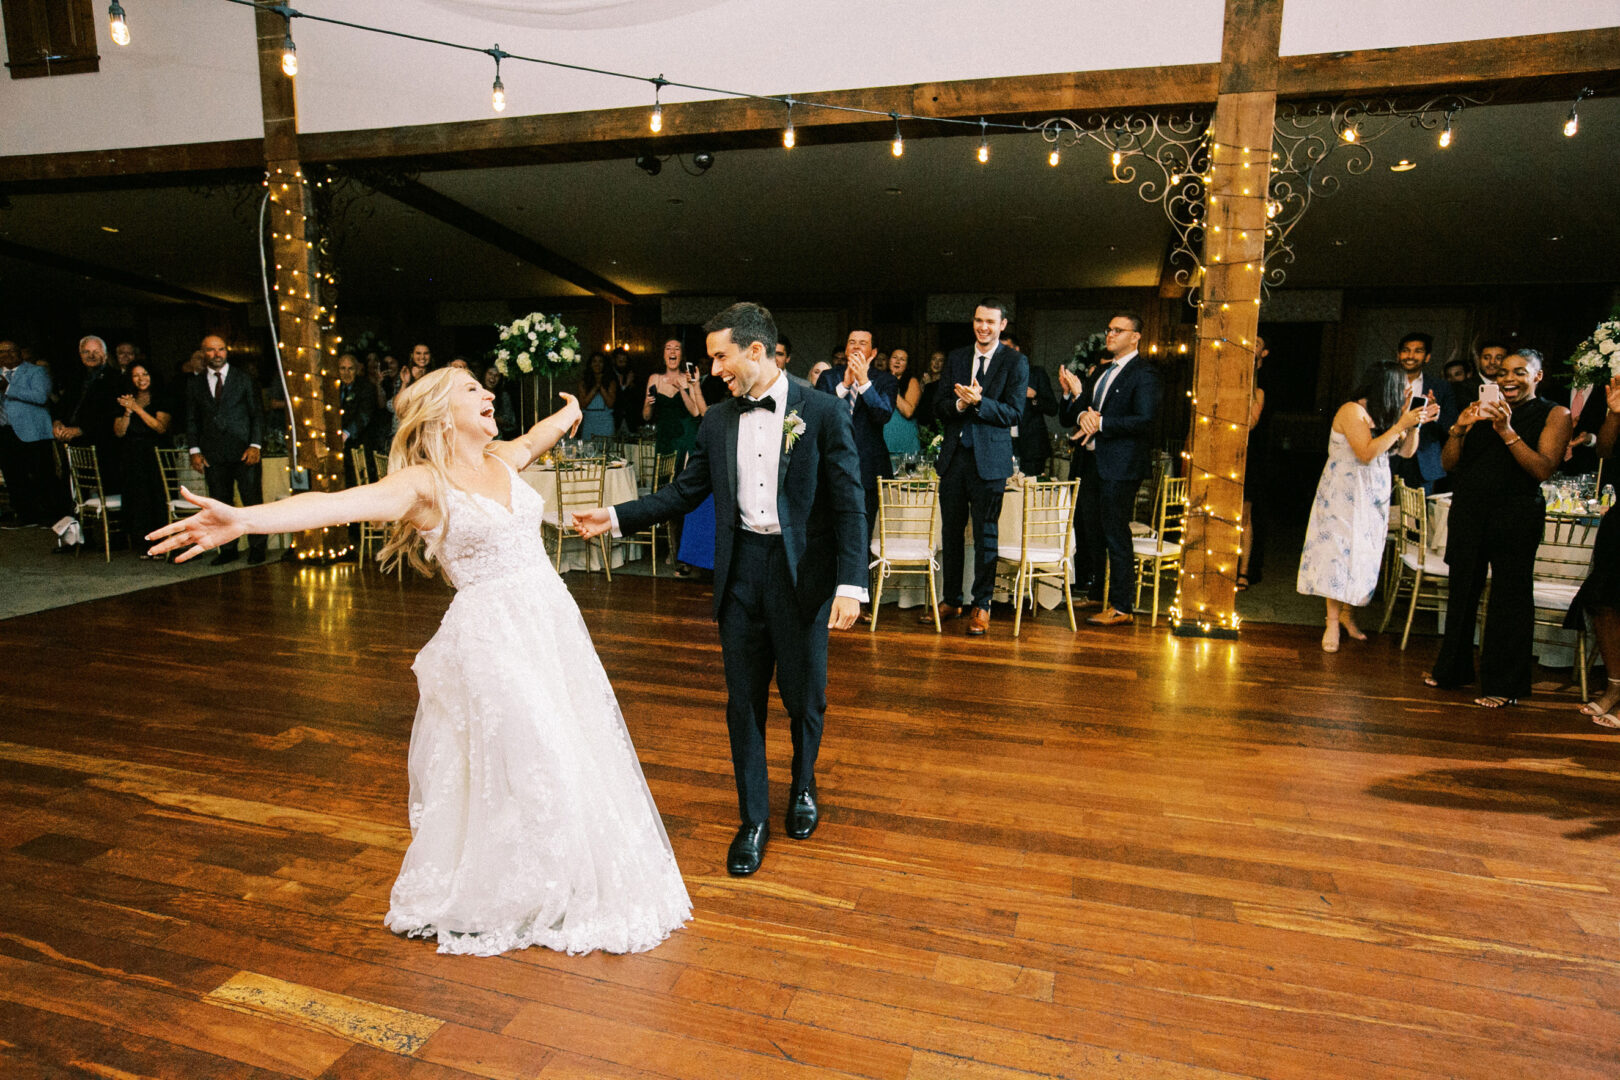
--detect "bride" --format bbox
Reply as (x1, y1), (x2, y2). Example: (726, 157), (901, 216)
(149, 368), (691, 956)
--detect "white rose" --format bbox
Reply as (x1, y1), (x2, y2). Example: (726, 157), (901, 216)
(528, 332), (538, 343)
(547, 351), (558, 361)
(559, 346), (575, 361)
(1601, 339), (1617, 355)
(496, 348), (509, 360)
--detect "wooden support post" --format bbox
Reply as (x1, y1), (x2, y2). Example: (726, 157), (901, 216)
(255, 1), (347, 561)
(1172, 0), (1282, 638)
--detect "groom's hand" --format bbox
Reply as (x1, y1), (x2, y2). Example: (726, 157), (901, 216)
(572, 507), (611, 539)
(828, 596), (860, 630)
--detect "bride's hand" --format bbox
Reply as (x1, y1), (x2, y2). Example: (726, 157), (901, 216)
(554, 392), (583, 437)
(146, 487), (248, 561)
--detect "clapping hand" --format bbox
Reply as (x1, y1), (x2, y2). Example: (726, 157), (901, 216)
(1605, 375), (1620, 416)
(117, 394), (137, 412)
(146, 486), (245, 562)
(1420, 390), (1440, 425)
(1057, 366), (1081, 397)
(953, 378), (983, 407)
(846, 351), (869, 386)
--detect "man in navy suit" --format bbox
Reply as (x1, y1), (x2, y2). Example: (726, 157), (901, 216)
(575, 302), (868, 877)
(815, 328), (896, 539)
(927, 299), (1029, 637)
(185, 335), (267, 565)
(1059, 312), (1161, 626)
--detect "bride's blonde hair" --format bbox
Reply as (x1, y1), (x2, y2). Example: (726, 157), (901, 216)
(378, 367), (466, 577)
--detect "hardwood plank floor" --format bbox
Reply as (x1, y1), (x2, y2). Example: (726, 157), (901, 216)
(3, 562), (1619, 1079)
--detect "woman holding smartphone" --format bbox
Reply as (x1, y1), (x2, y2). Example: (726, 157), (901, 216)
(1425, 349), (1571, 706)
(1297, 361), (1435, 652)
(642, 337), (704, 575)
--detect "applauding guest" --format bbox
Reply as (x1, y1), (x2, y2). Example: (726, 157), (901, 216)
(816, 329), (896, 538)
(1425, 350), (1571, 707)
(882, 347), (923, 457)
(577, 352), (617, 441)
(1296, 361), (1433, 651)
(928, 299), (1028, 636)
(113, 363), (172, 557)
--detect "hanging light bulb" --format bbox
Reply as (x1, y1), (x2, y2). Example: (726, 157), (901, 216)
(1111, 149), (1122, 167)
(783, 100), (795, 149)
(487, 46), (508, 114)
(1340, 124), (1356, 143)
(890, 113), (903, 157)
(1438, 111), (1454, 148)
(281, 29), (297, 77)
(1048, 147), (1060, 167)
(650, 77), (665, 133)
(977, 118), (989, 164)
(1563, 89), (1590, 137)
(107, 2), (129, 46)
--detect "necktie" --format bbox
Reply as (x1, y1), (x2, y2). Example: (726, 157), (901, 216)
(737, 395), (777, 414)
(213, 372), (223, 400)
(1093, 363), (1119, 407)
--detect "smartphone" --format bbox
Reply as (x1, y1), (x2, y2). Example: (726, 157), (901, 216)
(1478, 382), (1504, 406)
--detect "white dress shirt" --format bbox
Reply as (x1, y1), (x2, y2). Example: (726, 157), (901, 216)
(611, 371), (866, 602)
(1084, 350), (1136, 446)
(189, 363), (261, 456)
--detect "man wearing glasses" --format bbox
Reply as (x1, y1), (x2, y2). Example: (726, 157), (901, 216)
(1059, 312), (1160, 626)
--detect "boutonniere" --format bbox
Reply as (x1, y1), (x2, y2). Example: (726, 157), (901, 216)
(782, 410), (806, 455)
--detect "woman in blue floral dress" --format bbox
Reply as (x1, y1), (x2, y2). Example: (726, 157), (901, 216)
(1296, 361), (1435, 651)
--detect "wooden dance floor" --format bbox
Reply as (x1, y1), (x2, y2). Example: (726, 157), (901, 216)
(3, 564), (1619, 1078)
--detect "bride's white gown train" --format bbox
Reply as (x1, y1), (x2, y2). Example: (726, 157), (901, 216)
(384, 459), (690, 956)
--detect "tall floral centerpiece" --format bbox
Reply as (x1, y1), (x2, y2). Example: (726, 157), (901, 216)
(490, 312), (581, 426)
(1568, 309), (1620, 389)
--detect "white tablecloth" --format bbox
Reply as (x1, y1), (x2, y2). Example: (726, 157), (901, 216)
(520, 461), (638, 572)
(881, 480), (1066, 611)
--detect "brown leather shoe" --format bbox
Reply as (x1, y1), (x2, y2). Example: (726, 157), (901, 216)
(1086, 607), (1135, 627)
(920, 602), (962, 625)
(966, 606), (991, 635)
(1075, 598), (1105, 612)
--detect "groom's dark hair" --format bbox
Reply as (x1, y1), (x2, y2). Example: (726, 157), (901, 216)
(705, 302), (777, 358)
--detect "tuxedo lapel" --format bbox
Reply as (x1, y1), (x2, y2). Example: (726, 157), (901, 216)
(777, 379), (801, 522)
(722, 399), (740, 512)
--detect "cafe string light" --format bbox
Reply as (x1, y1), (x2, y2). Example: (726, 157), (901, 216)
(107, 2), (130, 46)
(1564, 87), (1592, 137)
(488, 45), (507, 113)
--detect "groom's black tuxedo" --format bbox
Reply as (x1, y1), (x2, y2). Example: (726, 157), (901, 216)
(613, 374), (867, 824)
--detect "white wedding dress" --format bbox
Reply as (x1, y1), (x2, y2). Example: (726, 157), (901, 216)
(384, 458), (690, 956)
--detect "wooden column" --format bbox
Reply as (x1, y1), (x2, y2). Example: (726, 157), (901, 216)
(255, 1), (347, 561)
(1172, 0), (1283, 637)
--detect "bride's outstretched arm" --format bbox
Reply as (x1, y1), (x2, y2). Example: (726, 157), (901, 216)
(498, 393), (583, 470)
(146, 467), (432, 562)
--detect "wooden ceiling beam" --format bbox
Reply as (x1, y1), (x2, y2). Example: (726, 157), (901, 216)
(1, 26), (1614, 189)
(0, 237), (235, 308)
(368, 177), (634, 305)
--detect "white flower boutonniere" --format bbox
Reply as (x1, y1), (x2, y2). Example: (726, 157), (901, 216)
(783, 410), (806, 455)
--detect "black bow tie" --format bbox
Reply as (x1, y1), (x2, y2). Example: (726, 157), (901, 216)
(737, 395), (778, 414)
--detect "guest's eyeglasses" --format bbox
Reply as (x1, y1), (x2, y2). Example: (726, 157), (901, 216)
(1105, 326), (1134, 336)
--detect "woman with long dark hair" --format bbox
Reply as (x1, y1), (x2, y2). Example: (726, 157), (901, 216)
(112, 363), (172, 557)
(1426, 349), (1571, 707)
(1297, 360), (1434, 652)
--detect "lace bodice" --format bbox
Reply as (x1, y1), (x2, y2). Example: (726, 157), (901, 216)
(425, 459), (549, 590)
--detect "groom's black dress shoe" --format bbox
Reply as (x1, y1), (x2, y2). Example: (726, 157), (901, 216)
(785, 786), (819, 840)
(726, 821), (769, 876)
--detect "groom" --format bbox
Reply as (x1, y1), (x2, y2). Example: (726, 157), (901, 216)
(574, 302), (868, 876)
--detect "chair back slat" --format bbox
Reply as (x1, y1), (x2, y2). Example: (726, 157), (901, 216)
(1020, 480), (1080, 558)
(1535, 514), (1598, 582)
(550, 462), (607, 514)
(875, 478), (939, 558)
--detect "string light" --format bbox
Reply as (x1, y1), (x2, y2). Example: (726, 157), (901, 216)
(488, 45), (507, 113)
(107, 2), (129, 46)
(1439, 110), (1454, 148)
(1048, 147), (1060, 167)
(890, 112), (903, 157)
(977, 118), (989, 164)
(1564, 88), (1592, 137)
(281, 26), (298, 77)
(1340, 123), (1356, 143)
(783, 99), (795, 149)
(650, 76), (665, 133)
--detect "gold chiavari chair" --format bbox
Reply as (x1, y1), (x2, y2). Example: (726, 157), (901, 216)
(869, 477), (942, 632)
(1131, 475), (1189, 626)
(1379, 480), (1451, 650)
(541, 460), (610, 578)
(621, 451), (678, 574)
(997, 479), (1081, 636)
(154, 447), (202, 530)
(64, 444), (120, 561)
(1525, 513), (1600, 700)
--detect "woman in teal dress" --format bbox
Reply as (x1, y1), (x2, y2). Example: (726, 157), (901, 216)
(577, 352), (618, 440)
(882, 347), (922, 456)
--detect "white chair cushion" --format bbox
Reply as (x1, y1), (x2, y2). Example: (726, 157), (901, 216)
(1132, 538), (1181, 557)
(1129, 521), (1153, 537)
(1401, 549), (1450, 576)
(872, 538), (934, 562)
(1532, 580), (1582, 610)
(83, 495), (121, 511)
(998, 545), (1067, 564)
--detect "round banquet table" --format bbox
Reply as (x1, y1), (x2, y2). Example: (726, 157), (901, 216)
(520, 459), (639, 572)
